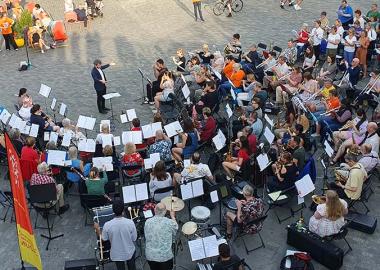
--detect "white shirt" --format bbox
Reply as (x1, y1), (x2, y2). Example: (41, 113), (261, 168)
(303, 55), (316, 68)
(327, 33), (341, 49)
(18, 106), (32, 121)
(97, 68), (105, 81)
(344, 35), (357, 53)
(276, 63), (290, 77)
(363, 133), (380, 154)
(354, 17), (365, 29)
(311, 27), (324, 45)
(367, 28), (377, 42)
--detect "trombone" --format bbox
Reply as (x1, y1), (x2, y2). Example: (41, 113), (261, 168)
(277, 71), (292, 81)
(337, 70), (349, 88)
(320, 107), (340, 116)
(263, 61), (279, 73)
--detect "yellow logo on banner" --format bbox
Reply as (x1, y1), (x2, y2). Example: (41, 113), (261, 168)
(17, 225), (43, 270)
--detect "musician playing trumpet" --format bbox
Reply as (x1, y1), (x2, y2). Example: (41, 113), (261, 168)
(262, 56), (290, 92)
(275, 66), (302, 106)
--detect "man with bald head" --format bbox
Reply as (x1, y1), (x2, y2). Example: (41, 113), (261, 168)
(359, 143), (379, 173)
(147, 130), (173, 162)
(341, 58), (361, 100)
(332, 122), (379, 163)
(144, 203), (178, 270)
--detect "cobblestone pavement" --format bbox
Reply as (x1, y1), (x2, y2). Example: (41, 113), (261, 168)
(0, 0), (379, 270)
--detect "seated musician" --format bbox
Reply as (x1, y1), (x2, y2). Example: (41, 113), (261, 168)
(329, 152), (367, 201)
(218, 63), (245, 98)
(313, 98), (352, 142)
(172, 119), (199, 162)
(21, 136), (41, 165)
(148, 58), (168, 103)
(222, 136), (251, 180)
(275, 67), (302, 106)
(274, 102), (296, 139)
(262, 56), (290, 92)
(268, 151), (298, 192)
(222, 55), (236, 82)
(173, 152), (213, 185)
(332, 108), (368, 151)
(298, 72), (319, 101)
(8, 128), (24, 156)
(187, 55), (201, 74)
(85, 166), (108, 196)
(309, 190), (348, 237)
(66, 146), (84, 183)
(356, 144), (380, 173)
(60, 118), (85, 141)
(17, 87), (29, 108)
(280, 40), (298, 66)
(225, 185), (264, 239)
(194, 80), (219, 116)
(354, 70), (380, 105)
(235, 110), (263, 138)
(237, 126), (257, 155)
(149, 160), (173, 202)
(198, 107), (216, 143)
(302, 47), (316, 72)
(148, 130), (172, 163)
(18, 94), (33, 121)
(331, 122), (380, 164)
(197, 44), (214, 65)
(28, 20), (49, 54)
(130, 118), (147, 151)
(102, 145), (120, 181)
(309, 88), (341, 124)
(30, 162), (69, 214)
(240, 44), (260, 73)
(288, 136), (306, 172)
(122, 142), (144, 177)
(30, 104), (60, 135)
(213, 243), (243, 270)
(317, 55), (337, 86)
(224, 33), (242, 62)
(96, 122), (114, 146)
(154, 77), (175, 112)
(336, 58), (361, 100)
(211, 51), (225, 73)
(236, 74), (257, 107)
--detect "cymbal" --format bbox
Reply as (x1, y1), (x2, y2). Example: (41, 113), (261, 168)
(182, 221), (197, 235)
(161, 196), (185, 212)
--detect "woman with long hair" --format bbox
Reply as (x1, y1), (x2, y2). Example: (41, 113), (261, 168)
(222, 135), (251, 180)
(309, 190), (348, 237)
(268, 151), (298, 192)
(85, 166), (108, 196)
(302, 46), (316, 72)
(149, 160), (173, 202)
(172, 119), (199, 162)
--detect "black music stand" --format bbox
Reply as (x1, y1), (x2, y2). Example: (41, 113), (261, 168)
(103, 92), (120, 124)
(136, 68), (150, 104)
(29, 183), (64, 250)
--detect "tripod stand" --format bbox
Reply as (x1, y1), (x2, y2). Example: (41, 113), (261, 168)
(135, 68), (150, 104)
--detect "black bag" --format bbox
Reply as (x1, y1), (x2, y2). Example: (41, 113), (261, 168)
(280, 253), (314, 270)
(345, 211), (377, 234)
(287, 225), (344, 269)
(208, 153), (221, 175)
(64, 258), (97, 270)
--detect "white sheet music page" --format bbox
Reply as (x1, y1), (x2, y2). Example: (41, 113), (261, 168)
(180, 182), (193, 200)
(113, 136), (121, 146)
(76, 115), (87, 129)
(230, 87), (236, 100)
(182, 83), (190, 99)
(21, 124), (30, 135)
(120, 114), (128, 124)
(126, 109), (137, 121)
(8, 113), (19, 128)
(0, 109), (11, 124)
(150, 153), (161, 167)
(210, 190), (219, 203)
(264, 127), (275, 144)
(203, 235), (219, 258)
(77, 139), (87, 151)
(225, 104), (233, 118)
(86, 139), (96, 152)
(323, 141), (334, 157)
(49, 132), (59, 143)
(142, 124), (153, 139)
(295, 174), (315, 197)
(29, 124), (39, 138)
(44, 132), (50, 142)
(101, 134), (113, 148)
(39, 84), (51, 98)
(103, 92), (121, 99)
(50, 98), (57, 111)
(144, 158), (153, 170)
(164, 122), (178, 138)
(16, 120), (27, 133)
(256, 154), (271, 171)
(188, 238), (206, 261)
(59, 103), (67, 116)
(132, 131), (143, 144)
(152, 122), (162, 133)
(264, 114), (274, 127)
(122, 185), (136, 204)
(61, 132), (72, 147)
(122, 131), (132, 144)
(47, 150), (66, 166)
(192, 179), (204, 198)
(135, 183), (149, 201)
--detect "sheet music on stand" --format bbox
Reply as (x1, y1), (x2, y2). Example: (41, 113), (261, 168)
(144, 153), (160, 170)
(264, 127), (275, 144)
(29, 124), (39, 138)
(20, 124), (30, 135)
(77, 115), (96, 131)
(59, 103), (67, 116)
(61, 132), (72, 147)
(182, 83), (190, 99)
(122, 183), (149, 204)
(256, 153), (272, 171)
(122, 131), (143, 145)
(225, 104), (233, 118)
(264, 114), (274, 128)
(141, 122), (162, 138)
(164, 121), (183, 138)
(78, 139), (96, 152)
(295, 174), (315, 198)
(8, 113), (21, 129)
(188, 235), (220, 261)
(47, 150), (67, 166)
(113, 136), (121, 146)
(230, 87), (236, 100)
(92, 156), (114, 171)
(323, 140), (334, 157)
(212, 129), (226, 151)
(180, 179), (204, 200)
(39, 83), (51, 98)
(50, 98), (57, 111)
(0, 108), (11, 124)
(100, 134), (113, 148)
(49, 132), (59, 143)
(103, 92), (121, 100)
(126, 109), (137, 121)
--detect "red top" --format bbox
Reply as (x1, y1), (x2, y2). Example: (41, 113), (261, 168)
(238, 149), (250, 162)
(21, 146), (39, 163)
(248, 134), (257, 154)
(200, 117), (216, 142)
(131, 126), (147, 150)
(122, 152), (143, 176)
(297, 30), (309, 43)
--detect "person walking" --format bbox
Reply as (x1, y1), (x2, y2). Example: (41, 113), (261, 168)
(0, 12), (18, 51)
(91, 59), (115, 114)
(192, 0), (204, 22)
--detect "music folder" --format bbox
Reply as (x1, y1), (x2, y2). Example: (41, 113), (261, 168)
(180, 179), (204, 200)
(122, 183), (149, 204)
(39, 83), (51, 98)
(188, 235), (224, 261)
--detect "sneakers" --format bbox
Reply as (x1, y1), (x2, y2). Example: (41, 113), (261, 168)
(294, 4), (302, 10)
(41, 50), (44, 54)
(15, 48), (18, 51)
(227, 13), (232, 17)
(58, 204), (70, 215)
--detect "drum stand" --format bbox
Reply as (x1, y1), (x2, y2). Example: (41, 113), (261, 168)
(173, 234), (191, 270)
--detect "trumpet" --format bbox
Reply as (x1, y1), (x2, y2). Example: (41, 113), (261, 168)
(312, 195), (326, 205)
(264, 61), (279, 73)
(277, 72), (292, 81)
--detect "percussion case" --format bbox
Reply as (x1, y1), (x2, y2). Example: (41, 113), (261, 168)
(345, 211), (377, 234)
(64, 258), (97, 270)
(286, 226), (344, 270)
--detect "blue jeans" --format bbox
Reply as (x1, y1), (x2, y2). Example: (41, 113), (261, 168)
(240, 61), (255, 73)
(344, 50), (354, 66)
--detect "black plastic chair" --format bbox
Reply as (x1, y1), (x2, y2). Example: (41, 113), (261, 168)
(273, 45), (283, 55)
(152, 186), (174, 203)
(233, 215), (268, 254)
(0, 189), (14, 222)
(323, 223), (353, 255)
(80, 194), (110, 226)
(257, 43), (267, 50)
(120, 164), (144, 185)
(29, 183), (63, 250)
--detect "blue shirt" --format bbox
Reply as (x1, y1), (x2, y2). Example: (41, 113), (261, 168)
(251, 118), (263, 137)
(338, 5), (353, 24)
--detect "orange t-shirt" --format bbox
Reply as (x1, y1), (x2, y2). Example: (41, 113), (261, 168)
(0, 17), (14, 35)
(223, 62), (234, 79)
(327, 96), (340, 110)
(230, 70), (245, 88)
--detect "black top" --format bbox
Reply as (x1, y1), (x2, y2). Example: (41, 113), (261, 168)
(213, 255), (241, 270)
(11, 139), (24, 156)
(30, 114), (46, 135)
(279, 163), (299, 189)
(177, 56), (186, 72)
(200, 90), (219, 110)
(198, 52), (214, 64)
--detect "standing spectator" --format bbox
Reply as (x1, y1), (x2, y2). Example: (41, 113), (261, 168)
(326, 26), (341, 57)
(320, 11), (329, 32)
(94, 200), (137, 270)
(0, 12), (18, 51)
(343, 28), (357, 66)
(144, 203), (178, 270)
(337, 0), (353, 29)
(32, 4), (45, 19)
(354, 10), (365, 29)
(192, 0), (204, 22)
(356, 30), (370, 77)
(310, 20), (324, 61)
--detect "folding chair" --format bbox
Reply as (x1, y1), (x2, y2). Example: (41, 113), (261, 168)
(323, 223), (353, 255)
(120, 164), (144, 185)
(29, 183), (64, 250)
(347, 189), (370, 215)
(272, 45), (283, 55)
(233, 215), (267, 254)
(0, 189), (14, 222)
(80, 194), (110, 226)
(152, 186), (174, 203)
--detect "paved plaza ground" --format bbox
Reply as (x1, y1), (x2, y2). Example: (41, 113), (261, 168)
(0, 0), (379, 269)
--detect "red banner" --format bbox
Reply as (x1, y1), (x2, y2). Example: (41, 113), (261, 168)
(5, 133), (42, 270)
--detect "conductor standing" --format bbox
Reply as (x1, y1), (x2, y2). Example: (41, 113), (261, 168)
(91, 59), (115, 114)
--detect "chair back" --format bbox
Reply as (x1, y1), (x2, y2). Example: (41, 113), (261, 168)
(20, 159), (38, 181)
(257, 43), (267, 50)
(152, 186), (174, 202)
(218, 258), (246, 270)
(29, 183), (56, 204)
(298, 157), (316, 183)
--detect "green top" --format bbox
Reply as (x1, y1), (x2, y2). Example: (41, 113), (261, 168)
(366, 10), (380, 20)
(85, 172), (108, 195)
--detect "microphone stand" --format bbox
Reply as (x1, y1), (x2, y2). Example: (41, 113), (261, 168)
(135, 68), (150, 104)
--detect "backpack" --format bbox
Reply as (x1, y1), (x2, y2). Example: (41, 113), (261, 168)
(280, 253), (314, 270)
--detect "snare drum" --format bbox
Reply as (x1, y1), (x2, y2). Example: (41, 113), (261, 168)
(191, 206), (211, 223)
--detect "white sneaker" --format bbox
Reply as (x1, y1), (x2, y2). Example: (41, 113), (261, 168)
(294, 4), (302, 10)
(41, 50), (44, 54)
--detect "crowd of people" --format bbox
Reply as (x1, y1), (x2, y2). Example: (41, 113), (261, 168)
(1, 0), (380, 270)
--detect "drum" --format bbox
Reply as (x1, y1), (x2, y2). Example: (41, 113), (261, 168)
(191, 206), (210, 223)
(226, 197), (237, 210)
(182, 221), (197, 236)
(161, 196), (185, 212)
(93, 205), (114, 228)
